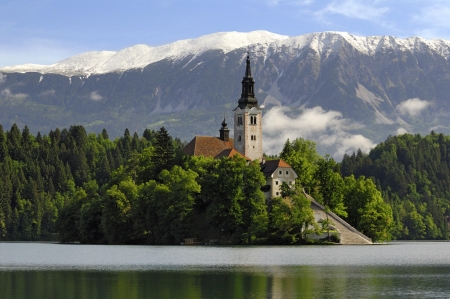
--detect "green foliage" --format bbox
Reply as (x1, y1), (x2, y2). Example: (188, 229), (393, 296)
(0, 123), (151, 241)
(268, 192), (314, 244)
(341, 132), (450, 240)
(280, 138), (320, 190)
(4, 121), (446, 244)
(342, 175), (393, 242)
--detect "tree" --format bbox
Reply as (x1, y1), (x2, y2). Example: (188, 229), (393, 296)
(101, 178), (138, 244)
(153, 127), (174, 177)
(268, 192), (314, 244)
(280, 138), (321, 191)
(314, 155), (347, 217)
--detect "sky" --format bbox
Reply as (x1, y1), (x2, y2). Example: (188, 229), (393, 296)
(2, 0), (450, 67)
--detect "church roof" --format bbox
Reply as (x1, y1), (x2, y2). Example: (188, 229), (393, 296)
(183, 136), (234, 158)
(215, 148), (251, 161)
(260, 159), (293, 176)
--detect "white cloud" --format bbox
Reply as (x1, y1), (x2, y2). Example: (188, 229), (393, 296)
(38, 90), (56, 97)
(261, 0), (314, 7)
(90, 91), (103, 101)
(315, 0), (389, 22)
(0, 88), (27, 100)
(263, 106), (375, 159)
(396, 127), (408, 135)
(0, 73), (5, 84)
(413, 3), (450, 39)
(396, 98), (430, 116)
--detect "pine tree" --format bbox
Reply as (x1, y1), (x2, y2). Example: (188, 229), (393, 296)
(153, 127), (174, 177)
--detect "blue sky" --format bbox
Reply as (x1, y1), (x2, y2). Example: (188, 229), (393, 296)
(1, 0), (450, 67)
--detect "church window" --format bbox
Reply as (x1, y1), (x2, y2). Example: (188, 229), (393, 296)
(250, 115), (257, 125)
(286, 170), (289, 175)
(237, 116), (243, 126)
(275, 181), (278, 185)
(238, 135), (241, 141)
(279, 170), (282, 175)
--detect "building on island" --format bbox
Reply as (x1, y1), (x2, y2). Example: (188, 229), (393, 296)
(182, 53), (372, 244)
(183, 53), (294, 200)
(260, 159), (298, 200)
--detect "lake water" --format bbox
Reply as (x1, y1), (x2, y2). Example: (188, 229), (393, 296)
(1, 242), (450, 298)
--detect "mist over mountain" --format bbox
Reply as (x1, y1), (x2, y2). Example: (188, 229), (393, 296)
(1, 30), (449, 158)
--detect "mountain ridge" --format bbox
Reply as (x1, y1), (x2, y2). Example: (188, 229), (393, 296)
(1, 30), (450, 157)
(2, 31), (450, 76)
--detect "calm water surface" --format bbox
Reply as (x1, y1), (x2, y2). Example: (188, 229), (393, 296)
(1, 242), (450, 298)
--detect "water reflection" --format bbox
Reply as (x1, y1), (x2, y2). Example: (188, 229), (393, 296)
(2, 242), (450, 298)
(2, 265), (450, 299)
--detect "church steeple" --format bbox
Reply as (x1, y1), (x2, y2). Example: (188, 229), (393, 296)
(233, 52), (263, 162)
(237, 53), (259, 109)
(219, 116), (230, 141)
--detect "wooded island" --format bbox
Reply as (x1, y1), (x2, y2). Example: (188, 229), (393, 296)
(0, 123), (448, 244)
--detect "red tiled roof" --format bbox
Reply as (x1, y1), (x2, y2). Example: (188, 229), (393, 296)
(260, 159), (293, 176)
(183, 136), (234, 158)
(215, 148), (251, 161)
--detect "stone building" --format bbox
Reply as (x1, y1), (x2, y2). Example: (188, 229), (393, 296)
(260, 159), (298, 200)
(233, 54), (263, 162)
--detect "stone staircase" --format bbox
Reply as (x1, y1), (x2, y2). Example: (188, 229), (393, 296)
(304, 191), (372, 245)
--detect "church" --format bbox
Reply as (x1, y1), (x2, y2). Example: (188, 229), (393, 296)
(183, 54), (297, 200)
(183, 53), (373, 244)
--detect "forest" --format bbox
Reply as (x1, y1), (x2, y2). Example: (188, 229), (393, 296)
(0, 123), (447, 244)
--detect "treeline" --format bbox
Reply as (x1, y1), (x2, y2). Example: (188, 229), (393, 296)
(0, 124), (318, 244)
(4, 123), (445, 244)
(0, 123), (183, 241)
(341, 132), (450, 240)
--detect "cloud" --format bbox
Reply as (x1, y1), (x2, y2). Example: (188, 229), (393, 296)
(90, 91), (103, 101)
(396, 127), (408, 135)
(0, 73), (5, 84)
(38, 90), (56, 97)
(261, 0), (314, 7)
(315, 0), (389, 22)
(0, 88), (27, 100)
(263, 106), (375, 159)
(396, 98), (430, 116)
(413, 3), (450, 39)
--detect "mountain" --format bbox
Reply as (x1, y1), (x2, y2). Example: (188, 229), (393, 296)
(1, 30), (450, 157)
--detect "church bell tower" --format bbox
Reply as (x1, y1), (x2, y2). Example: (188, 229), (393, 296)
(233, 53), (263, 161)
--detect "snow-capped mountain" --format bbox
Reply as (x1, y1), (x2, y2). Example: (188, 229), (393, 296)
(1, 30), (450, 156)
(0, 31), (289, 75)
(3, 30), (450, 76)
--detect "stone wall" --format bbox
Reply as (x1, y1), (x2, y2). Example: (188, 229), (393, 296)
(304, 191), (373, 245)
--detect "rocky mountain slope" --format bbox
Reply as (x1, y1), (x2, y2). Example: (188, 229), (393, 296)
(1, 30), (450, 157)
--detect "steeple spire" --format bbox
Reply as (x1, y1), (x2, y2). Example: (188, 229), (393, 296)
(237, 52), (258, 109)
(219, 115), (229, 141)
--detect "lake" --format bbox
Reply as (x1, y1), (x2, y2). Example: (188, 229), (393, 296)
(1, 242), (450, 298)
